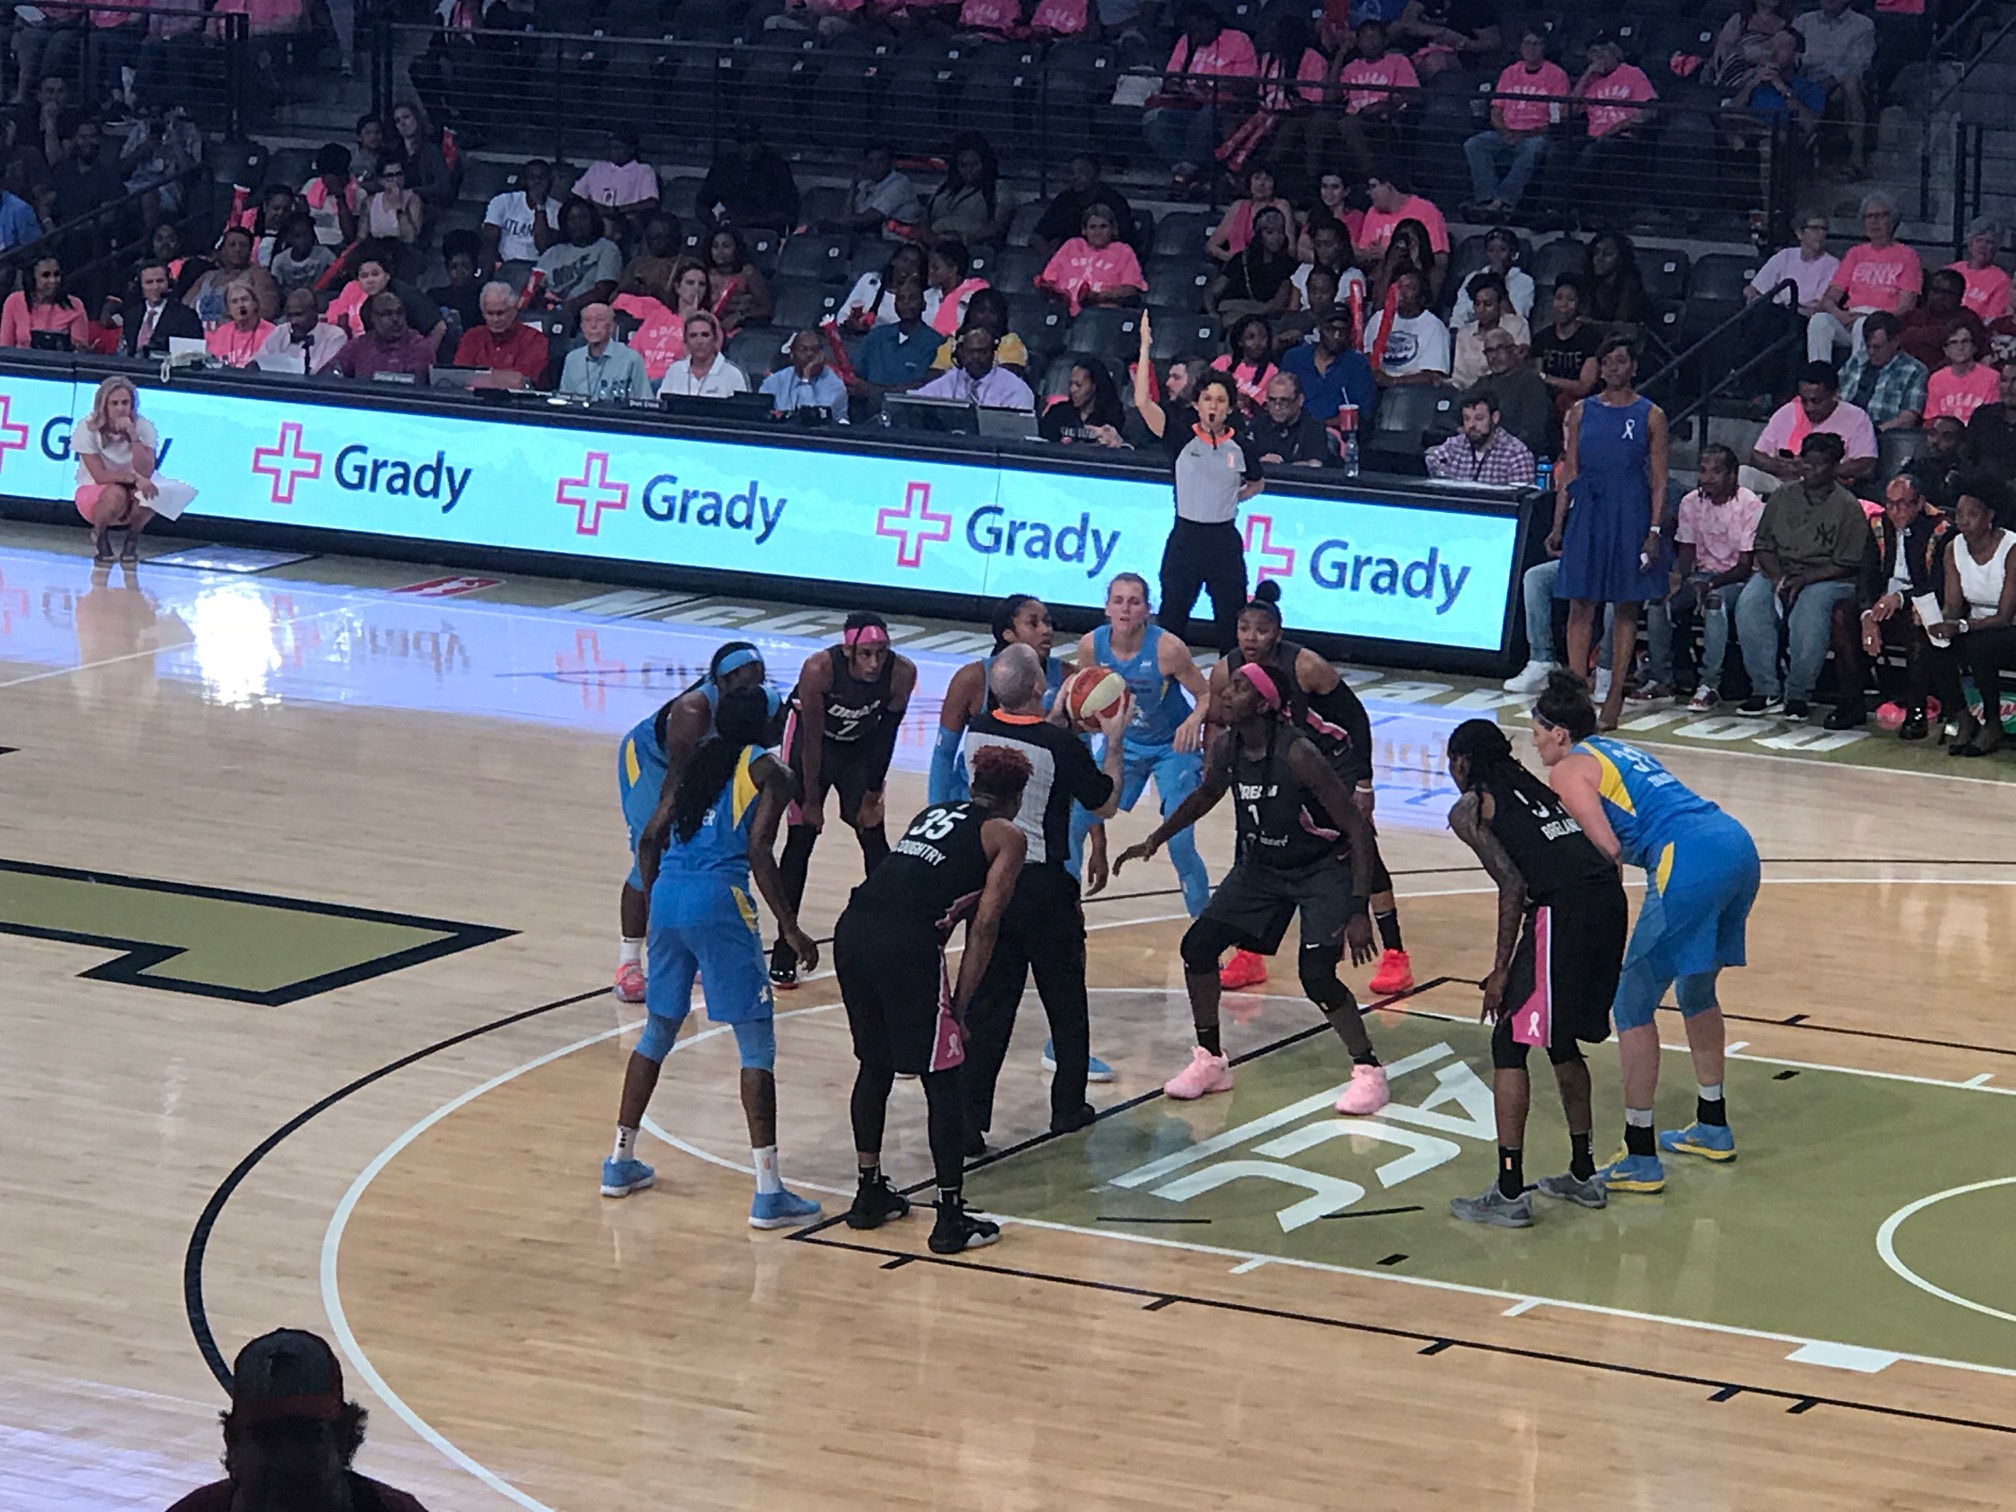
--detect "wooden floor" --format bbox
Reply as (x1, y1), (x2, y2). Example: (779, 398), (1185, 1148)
(5, 529), (2016, 1511)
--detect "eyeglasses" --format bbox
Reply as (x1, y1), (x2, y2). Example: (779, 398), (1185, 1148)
(1264, 394), (1297, 406)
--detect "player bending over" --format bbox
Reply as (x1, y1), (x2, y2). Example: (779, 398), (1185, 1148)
(613, 642), (768, 1002)
(770, 612), (917, 989)
(1116, 661), (1389, 1114)
(835, 745), (1032, 1254)
(1531, 671), (1760, 1193)
(601, 685), (823, 1230)
(1444, 719), (1628, 1227)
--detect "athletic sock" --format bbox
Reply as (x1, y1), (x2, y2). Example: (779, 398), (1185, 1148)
(1374, 908), (1403, 953)
(1197, 1025), (1223, 1056)
(1497, 1147), (1524, 1201)
(1624, 1108), (1656, 1159)
(1352, 1049), (1381, 1068)
(753, 1145), (782, 1195)
(936, 1183), (963, 1212)
(612, 1125), (637, 1163)
(618, 937), (643, 966)
(1570, 1132), (1594, 1181)
(858, 1162), (881, 1188)
(1696, 1083), (1728, 1127)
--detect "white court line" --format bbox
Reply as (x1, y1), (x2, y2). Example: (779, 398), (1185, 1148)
(1875, 1178), (2016, 1328)
(1502, 1298), (1541, 1317)
(1963, 1073), (1996, 1088)
(1229, 1257), (1270, 1275)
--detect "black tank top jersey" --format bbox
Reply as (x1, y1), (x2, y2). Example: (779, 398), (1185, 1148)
(1230, 734), (1336, 870)
(815, 644), (895, 744)
(856, 800), (994, 937)
(1226, 640), (1372, 783)
(1479, 773), (1616, 904)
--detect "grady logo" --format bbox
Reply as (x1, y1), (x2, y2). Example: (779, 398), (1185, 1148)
(558, 450), (789, 543)
(877, 481), (1120, 579)
(0, 393), (30, 474)
(251, 424), (472, 512)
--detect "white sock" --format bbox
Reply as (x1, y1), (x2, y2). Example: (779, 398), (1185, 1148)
(1624, 1107), (1654, 1128)
(612, 1125), (637, 1163)
(618, 937), (643, 966)
(1698, 1083), (1724, 1103)
(753, 1145), (782, 1195)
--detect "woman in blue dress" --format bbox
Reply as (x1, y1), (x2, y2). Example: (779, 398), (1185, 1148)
(1547, 337), (1669, 731)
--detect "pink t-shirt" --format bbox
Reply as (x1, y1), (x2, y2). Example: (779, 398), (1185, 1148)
(572, 159), (659, 209)
(1925, 363), (2001, 422)
(1027, 0), (1085, 30)
(1166, 29), (1259, 79)
(1493, 60), (1571, 133)
(1580, 64), (1656, 138)
(959, 0), (1020, 27)
(1676, 485), (1767, 576)
(1037, 239), (1145, 315)
(1357, 195), (1449, 256)
(1338, 52), (1418, 114)
(1756, 397), (1879, 460)
(1830, 242), (1923, 313)
(207, 319), (275, 366)
(1948, 260), (2012, 324)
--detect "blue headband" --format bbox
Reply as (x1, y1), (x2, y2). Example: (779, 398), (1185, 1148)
(711, 647), (761, 680)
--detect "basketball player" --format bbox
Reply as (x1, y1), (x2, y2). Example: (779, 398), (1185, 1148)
(1211, 580), (1414, 996)
(614, 642), (769, 1002)
(1530, 671), (1760, 1193)
(1068, 572), (1212, 917)
(1444, 719), (1628, 1227)
(770, 612), (918, 989)
(1115, 661), (1389, 1113)
(601, 685), (823, 1229)
(961, 644), (1129, 1153)
(834, 745), (1033, 1254)
(931, 593), (1114, 1082)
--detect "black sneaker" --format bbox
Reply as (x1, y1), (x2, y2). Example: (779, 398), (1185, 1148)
(768, 945), (798, 991)
(1737, 695), (1784, 717)
(929, 1199), (1001, 1255)
(1784, 700), (1810, 721)
(1899, 709), (1930, 741)
(1050, 1101), (1097, 1136)
(845, 1174), (912, 1230)
(1823, 702), (1866, 730)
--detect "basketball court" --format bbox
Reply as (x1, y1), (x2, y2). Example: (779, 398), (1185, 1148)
(5, 519), (2015, 1510)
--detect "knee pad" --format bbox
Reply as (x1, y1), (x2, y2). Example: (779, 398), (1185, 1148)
(732, 1016), (776, 1072)
(1545, 1039), (1586, 1068)
(635, 1008), (687, 1064)
(1490, 1013), (1531, 1072)
(1675, 972), (1720, 1019)
(1297, 945), (1353, 1010)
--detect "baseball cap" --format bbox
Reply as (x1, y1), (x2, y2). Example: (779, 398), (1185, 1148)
(1318, 306), (1353, 326)
(230, 1329), (345, 1427)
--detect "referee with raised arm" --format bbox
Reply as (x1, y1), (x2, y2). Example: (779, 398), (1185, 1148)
(1134, 312), (1266, 650)
(959, 644), (1130, 1153)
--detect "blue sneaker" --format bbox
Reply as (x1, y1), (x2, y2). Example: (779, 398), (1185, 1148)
(749, 1186), (822, 1230)
(1597, 1149), (1666, 1193)
(1659, 1121), (1737, 1161)
(600, 1156), (655, 1198)
(1042, 1039), (1116, 1083)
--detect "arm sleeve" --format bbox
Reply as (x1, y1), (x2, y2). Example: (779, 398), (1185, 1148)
(928, 723), (968, 802)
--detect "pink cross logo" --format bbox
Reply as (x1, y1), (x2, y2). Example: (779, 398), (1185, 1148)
(557, 452), (628, 536)
(0, 394), (29, 475)
(876, 481), (952, 569)
(252, 423), (323, 504)
(1243, 514), (1295, 584)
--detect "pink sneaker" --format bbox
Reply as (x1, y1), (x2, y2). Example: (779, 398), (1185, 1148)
(1218, 948), (1269, 990)
(1163, 1046), (1234, 1100)
(1335, 1063), (1389, 1116)
(613, 961), (646, 1003)
(1367, 948), (1414, 996)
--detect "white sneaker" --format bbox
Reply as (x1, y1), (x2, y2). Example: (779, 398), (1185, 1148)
(1687, 686), (1719, 712)
(1594, 668), (1613, 704)
(1502, 659), (1557, 694)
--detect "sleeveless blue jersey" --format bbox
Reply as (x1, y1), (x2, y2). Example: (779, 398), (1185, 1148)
(1093, 624), (1191, 752)
(1574, 735), (1727, 876)
(654, 744), (764, 887)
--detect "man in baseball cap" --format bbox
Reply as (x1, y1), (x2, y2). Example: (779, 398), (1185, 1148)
(165, 1329), (430, 1512)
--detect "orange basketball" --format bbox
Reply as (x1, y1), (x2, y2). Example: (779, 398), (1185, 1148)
(1063, 667), (1128, 729)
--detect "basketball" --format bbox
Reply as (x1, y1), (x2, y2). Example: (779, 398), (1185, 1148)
(1063, 667), (1128, 728)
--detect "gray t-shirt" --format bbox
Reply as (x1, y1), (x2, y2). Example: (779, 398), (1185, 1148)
(1161, 406), (1264, 525)
(535, 238), (622, 302)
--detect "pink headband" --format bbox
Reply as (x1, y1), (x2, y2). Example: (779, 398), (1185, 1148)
(844, 624), (889, 648)
(1235, 661), (1283, 711)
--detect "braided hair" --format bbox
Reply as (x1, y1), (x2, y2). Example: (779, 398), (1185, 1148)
(1447, 717), (1556, 812)
(671, 685), (771, 845)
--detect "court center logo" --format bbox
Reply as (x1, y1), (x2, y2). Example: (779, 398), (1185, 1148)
(0, 393), (31, 475)
(252, 422), (323, 504)
(877, 481), (952, 569)
(557, 450), (629, 536)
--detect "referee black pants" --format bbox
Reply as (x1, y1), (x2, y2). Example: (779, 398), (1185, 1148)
(1159, 517), (1246, 652)
(961, 864), (1090, 1137)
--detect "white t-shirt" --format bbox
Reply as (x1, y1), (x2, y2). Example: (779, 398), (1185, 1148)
(658, 357), (750, 398)
(483, 191), (564, 264)
(1751, 246), (1841, 308)
(74, 415), (158, 487)
(1449, 266), (1536, 326)
(1956, 529), (2016, 619)
(1366, 308), (1452, 378)
(839, 271), (945, 328)
(1290, 261), (1367, 307)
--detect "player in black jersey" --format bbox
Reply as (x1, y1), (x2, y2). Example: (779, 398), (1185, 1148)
(1209, 581), (1414, 997)
(771, 611), (919, 989)
(1444, 719), (1629, 1228)
(833, 746), (1032, 1255)
(1115, 660), (1392, 1115)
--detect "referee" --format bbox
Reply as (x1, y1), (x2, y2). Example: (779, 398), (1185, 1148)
(959, 644), (1129, 1152)
(1134, 312), (1265, 650)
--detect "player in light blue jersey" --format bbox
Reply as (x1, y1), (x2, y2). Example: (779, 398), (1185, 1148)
(1531, 671), (1760, 1194)
(1070, 572), (1212, 916)
(602, 685), (823, 1229)
(613, 642), (768, 1004)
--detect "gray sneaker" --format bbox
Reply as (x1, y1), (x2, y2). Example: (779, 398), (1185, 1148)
(1534, 1171), (1608, 1208)
(1449, 1185), (1534, 1228)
